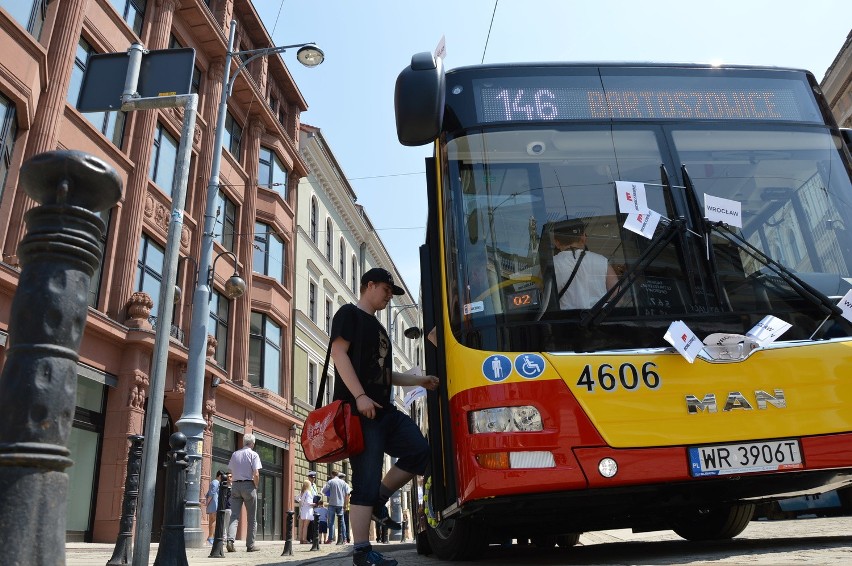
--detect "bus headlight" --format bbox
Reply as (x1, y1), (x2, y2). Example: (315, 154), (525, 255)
(469, 406), (542, 433)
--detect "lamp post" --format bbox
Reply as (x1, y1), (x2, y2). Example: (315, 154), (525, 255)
(178, 19), (323, 547)
(388, 303), (418, 540)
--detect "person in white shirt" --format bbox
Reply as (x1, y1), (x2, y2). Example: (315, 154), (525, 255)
(552, 219), (618, 310)
(226, 433), (262, 553)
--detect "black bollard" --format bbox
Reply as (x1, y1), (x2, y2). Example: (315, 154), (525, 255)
(209, 475), (230, 558)
(153, 433), (190, 566)
(310, 512), (321, 551)
(281, 510), (294, 556)
(0, 150), (121, 566)
(107, 435), (145, 565)
(336, 513), (345, 544)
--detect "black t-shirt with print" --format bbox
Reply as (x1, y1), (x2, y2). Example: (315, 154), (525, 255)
(330, 303), (393, 410)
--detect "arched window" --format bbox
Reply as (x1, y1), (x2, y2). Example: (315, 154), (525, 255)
(339, 238), (346, 278)
(310, 197), (318, 243)
(351, 254), (357, 293)
(325, 218), (333, 262)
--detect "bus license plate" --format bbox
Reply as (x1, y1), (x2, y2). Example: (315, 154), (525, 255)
(688, 439), (803, 477)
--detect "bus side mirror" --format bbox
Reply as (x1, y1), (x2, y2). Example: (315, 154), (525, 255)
(395, 52), (445, 146)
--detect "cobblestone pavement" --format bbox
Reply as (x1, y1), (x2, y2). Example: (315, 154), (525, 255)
(66, 517), (852, 565)
(65, 538), (375, 565)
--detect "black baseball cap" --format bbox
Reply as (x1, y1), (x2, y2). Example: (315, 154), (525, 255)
(554, 217), (587, 236)
(361, 267), (405, 296)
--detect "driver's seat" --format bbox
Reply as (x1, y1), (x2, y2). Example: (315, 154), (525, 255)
(536, 222), (561, 320)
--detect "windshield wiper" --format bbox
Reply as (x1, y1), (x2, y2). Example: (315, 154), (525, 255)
(707, 221), (843, 320)
(580, 217), (687, 328)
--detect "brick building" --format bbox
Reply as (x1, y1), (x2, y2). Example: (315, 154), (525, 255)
(822, 29), (852, 128)
(0, 0), (309, 543)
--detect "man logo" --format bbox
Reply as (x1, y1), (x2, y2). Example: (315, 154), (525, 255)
(686, 389), (786, 414)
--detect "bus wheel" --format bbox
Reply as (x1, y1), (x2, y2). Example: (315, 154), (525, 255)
(426, 517), (488, 561)
(530, 535), (556, 548)
(671, 503), (755, 541)
(415, 530), (432, 555)
(556, 533), (581, 547)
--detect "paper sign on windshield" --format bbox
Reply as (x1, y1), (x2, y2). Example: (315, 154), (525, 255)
(838, 289), (852, 324)
(623, 209), (662, 239)
(664, 320), (704, 363)
(704, 193), (742, 228)
(615, 181), (648, 214)
(746, 315), (792, 345)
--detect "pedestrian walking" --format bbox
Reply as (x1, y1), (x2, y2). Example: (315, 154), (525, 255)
(297, 480), (314, 543)
(325, 472), (351, 544)
(204, 470), (224, 544)
(226, 433), (262, 553)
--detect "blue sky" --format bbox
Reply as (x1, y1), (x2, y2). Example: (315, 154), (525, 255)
(252, 0), (851, 292)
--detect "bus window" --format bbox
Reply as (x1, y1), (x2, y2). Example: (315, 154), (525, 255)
(672, 128), (852, 311)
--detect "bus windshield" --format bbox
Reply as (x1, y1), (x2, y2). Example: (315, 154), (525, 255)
(443, 125), (852, 352)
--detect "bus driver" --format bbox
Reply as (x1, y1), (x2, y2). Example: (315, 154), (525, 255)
(552, 219), (618, 310)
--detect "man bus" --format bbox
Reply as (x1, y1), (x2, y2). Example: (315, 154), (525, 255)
(394, 54), (852, 559)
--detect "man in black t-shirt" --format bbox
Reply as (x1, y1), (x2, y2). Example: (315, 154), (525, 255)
(329, 267), (439, 566)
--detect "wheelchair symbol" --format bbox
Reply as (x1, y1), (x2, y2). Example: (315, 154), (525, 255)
(514, 354), (545, 379)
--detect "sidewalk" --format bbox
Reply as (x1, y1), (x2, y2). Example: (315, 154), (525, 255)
(66, 540), (415, 566)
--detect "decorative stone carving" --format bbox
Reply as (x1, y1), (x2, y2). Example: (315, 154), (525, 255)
(126, 292), (154, 329)
(203, 399), (216, 432)
(129, 370), (150, 409)
(206, 334), (218, 359)
(249, 117), (265, 139)
(144, 194), (155, 217)
(180, 225), (191, 250)
(175, 375), (185, 395)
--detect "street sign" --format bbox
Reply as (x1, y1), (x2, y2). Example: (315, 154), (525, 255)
(78, 47), (195, 112)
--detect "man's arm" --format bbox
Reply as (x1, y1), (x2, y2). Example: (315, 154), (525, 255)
(391, 371), (439, 390)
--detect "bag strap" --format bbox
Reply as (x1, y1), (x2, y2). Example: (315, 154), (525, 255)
(557, 249), (586, 301)
(314, 341), (333, 410)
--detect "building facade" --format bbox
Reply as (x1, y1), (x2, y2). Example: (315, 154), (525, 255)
(822, 29), (852, 128)
(293, 124), (421, 523)
(0, 0), (309, 543)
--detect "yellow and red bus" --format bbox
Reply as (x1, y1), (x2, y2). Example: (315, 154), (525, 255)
(394, 54), (852, 559)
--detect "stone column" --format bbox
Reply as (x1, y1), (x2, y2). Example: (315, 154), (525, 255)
(215, 0), (235, 37)
(0, 150), (122, 565)
(108, 0), (180, 319)
(230, 118), (264, 384)
(7, 0), (90, 253)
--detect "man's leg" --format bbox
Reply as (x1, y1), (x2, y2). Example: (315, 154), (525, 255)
(327, 506), (336, 542)
(371, 466), (415, 530)
(245, 485), (258, 549)
(350, 504), (373, 545)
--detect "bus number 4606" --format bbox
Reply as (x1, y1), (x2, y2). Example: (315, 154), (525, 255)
(576, 362), (661, 392)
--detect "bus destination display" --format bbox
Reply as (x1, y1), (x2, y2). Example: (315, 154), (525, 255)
(473, 74), (819, 123)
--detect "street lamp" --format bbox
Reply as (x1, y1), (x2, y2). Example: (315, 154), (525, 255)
(174, 252), (245, 304)
(388, 302), (418, 540)
(177, 19), (323, 547)
(390, 303), (419, 343)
